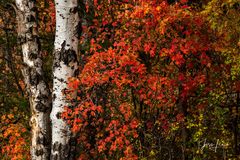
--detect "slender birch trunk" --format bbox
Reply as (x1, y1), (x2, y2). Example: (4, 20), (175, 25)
(15, 0), (51, 159)
(50, 0), (80, 159)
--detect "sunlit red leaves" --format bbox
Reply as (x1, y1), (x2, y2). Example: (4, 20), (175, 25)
(171, 52), (185, 66)
(0, 113), (30, 160)
(62, 101), (104, 133)
(68, 77), (80, 90)
(119, 103), (132, 121)
(64, 0), (216, 159)
(98, 117), (139, 157)
(64, 99), (139, 158)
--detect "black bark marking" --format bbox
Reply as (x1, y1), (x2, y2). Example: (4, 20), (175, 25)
(61, 144), (70, 158)
(52, 142), (72, 159)
(53, 41), (78, 69)
(53, 53), (60, 69)
(51, 154), (58, 160)
(36, 37), (41, 52)
(61, 41), (66, 49)
(53, 93), (56, 101)
(56, 112), (61, 119)
(35, 149), (43, 156)
(70, 7), (78, 14)
(75, 21), (82, 39)
(42, 133), (50, 146)
(53, 142), (61, 152)
(36, 136), (41, 144)
(27, 15), (35, 22)
(59, 143), (62, 152)
(29, 52), (38, 60)
(61, 49), (77, 66)
(18, 36), (27, 45)
(36, 136), (46, 145)
(29, 68), (40, 86)
(35, 102), (47, 112)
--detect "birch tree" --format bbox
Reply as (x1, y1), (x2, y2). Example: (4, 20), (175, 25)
(15, 0), (51, 159)
(50, 0), (80, 159)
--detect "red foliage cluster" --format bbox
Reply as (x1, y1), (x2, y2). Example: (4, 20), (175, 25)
(64, 0), (217, 159)
(0, 112), (30, 160)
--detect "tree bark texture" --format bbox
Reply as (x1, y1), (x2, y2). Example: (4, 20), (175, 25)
(15, 0), (52, 159)
(50, 0), (80, 159)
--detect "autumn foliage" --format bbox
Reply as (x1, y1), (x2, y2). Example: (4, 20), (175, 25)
(0, 109), (30, 160)
(63, 0), (240, 159)
(0, 0), (240, 159)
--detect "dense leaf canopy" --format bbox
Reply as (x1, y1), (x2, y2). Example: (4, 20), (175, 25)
(0, 0), (239, 159)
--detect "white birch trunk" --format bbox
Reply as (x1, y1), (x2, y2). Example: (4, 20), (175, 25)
(15, 0), (51, 159)
(50, 0), (80, 159)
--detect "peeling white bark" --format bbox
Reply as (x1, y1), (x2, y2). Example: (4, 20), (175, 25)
(15, 0), (51, 159)
(50, 0), (80, 159)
